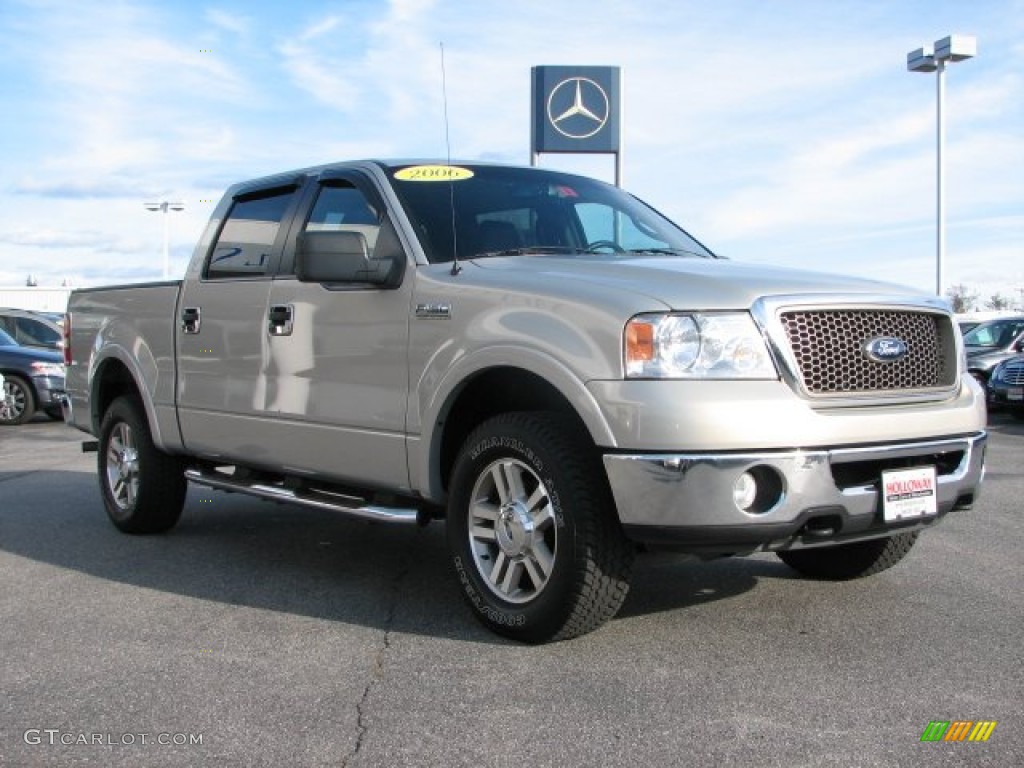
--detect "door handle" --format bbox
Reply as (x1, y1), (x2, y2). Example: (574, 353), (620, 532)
(268, 304), (294, 336)
(181, 307), (201, 334)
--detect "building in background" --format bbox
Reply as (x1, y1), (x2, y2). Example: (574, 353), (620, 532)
(0, 286), (73, 313)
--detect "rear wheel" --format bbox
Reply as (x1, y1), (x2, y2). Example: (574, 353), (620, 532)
(98, 396), (187, 533)
(776, 532), (919, 580)
(0, 375), (35, 425)
(447, 412), (634, 643)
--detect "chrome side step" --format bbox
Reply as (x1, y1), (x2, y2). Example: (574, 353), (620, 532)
(184, 467), (422, 524)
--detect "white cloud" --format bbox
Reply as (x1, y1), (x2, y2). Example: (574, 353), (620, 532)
(0, 0), (1020, 305)
(205, 8), (251, 37)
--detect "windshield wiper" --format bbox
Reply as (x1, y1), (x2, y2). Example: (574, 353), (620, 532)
(625, 247), (711, 258)
(473, 246), (585, 258)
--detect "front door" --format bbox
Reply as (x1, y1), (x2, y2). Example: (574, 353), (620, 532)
(261, 174), (414, 490)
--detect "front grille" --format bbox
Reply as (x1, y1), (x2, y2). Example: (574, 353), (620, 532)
(999, 360), (1024, 385)
(780, 310), (957, 395)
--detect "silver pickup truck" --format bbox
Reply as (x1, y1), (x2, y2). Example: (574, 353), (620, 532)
(63, 160), (987, 643)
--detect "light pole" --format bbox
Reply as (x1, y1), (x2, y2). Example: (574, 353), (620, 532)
(144, 201), (185, 280)
(907, 34), (976, 298)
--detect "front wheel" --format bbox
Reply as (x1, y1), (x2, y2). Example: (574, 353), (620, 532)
(98, 396), (187, 533)
(776, 532), (919, 580)
(447, 412), (634, 643)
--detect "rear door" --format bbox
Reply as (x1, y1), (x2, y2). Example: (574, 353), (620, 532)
(176, 181), (305, 463)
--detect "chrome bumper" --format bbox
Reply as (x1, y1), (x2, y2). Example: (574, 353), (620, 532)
(603, 433), (987, 553)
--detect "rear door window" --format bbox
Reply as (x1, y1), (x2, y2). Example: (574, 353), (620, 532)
(16, 317), (61, 348)
(206, 187), (298, 279)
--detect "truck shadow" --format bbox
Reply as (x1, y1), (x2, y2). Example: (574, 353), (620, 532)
(0, 469), (787, 643)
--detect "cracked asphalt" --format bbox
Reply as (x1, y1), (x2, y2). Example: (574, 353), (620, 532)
(1, 414), (1022, 767)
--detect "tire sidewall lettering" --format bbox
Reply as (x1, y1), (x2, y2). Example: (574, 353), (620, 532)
(453, 556), (526, 627)
(467, 435), (565, 531)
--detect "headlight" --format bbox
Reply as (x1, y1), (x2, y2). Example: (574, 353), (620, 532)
(625, 312), (777, 379)
(30, 361), (65, 377)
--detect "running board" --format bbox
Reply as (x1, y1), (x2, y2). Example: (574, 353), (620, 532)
(184, 468), (422, 524)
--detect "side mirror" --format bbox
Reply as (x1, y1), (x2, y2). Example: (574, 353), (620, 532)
(295, 231), (397, 286)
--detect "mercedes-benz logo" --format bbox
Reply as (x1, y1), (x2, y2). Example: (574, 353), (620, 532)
(546, 77), (610, 140)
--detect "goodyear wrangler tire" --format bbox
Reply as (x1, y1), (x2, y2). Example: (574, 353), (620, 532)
(776, 532), (919, 580)
(98, 396), (187, 534)
(447, 412), (634, 643)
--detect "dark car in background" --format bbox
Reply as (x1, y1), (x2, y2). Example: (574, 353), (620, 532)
(988, 355), (1024, 419)
(0, 307), (64, 351)
(962, 315), (1024, 389)
(0, 327), (66, 425)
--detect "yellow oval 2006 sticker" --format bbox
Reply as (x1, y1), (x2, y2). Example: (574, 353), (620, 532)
(394, 165), (474, 182)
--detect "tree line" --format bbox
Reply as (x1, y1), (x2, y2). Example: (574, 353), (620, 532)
(945, 284), (1021, 314)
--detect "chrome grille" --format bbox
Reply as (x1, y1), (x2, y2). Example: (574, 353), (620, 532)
(999, 360), (1024, 386)
(780, 310), (956, 395)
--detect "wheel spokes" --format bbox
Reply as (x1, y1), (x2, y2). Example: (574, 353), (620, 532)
(106, 423), (139, 510)
(469, 456), (558, 605)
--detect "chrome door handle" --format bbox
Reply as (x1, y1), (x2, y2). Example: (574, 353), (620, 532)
(181, 307), (201, 334)
(268, 304), (294, 336)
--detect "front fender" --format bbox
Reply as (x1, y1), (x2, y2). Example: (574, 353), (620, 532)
(409, 345), (618, 500)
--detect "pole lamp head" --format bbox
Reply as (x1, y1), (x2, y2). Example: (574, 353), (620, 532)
(907, 46), (937, 73)
(143, 202), (163, 212)
(935, 35), (977, 62)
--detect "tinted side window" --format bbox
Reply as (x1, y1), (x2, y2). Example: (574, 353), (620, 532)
(207, 188), (296, 278)
(16, 317), (60, 347)
(304, 184), (381, 253)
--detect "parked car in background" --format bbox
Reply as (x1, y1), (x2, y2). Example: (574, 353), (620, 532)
(962, 315), (1024, 389)
(957, 319), (980, 335)
(0, 327), (66, 425)
(0, 307), (64, 351)
(987, 355), (1024, 419)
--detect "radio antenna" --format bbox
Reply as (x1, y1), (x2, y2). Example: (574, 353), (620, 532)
(440, 42), (461, 276)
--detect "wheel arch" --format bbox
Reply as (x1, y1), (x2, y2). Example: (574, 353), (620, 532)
(89, 354), (178, 451)
(420, 358), (616, 504)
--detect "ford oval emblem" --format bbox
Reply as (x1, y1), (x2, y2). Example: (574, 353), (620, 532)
(864, 336), (908, 363)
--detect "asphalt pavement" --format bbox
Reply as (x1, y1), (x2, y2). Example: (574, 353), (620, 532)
(1, 413), (1021, 767)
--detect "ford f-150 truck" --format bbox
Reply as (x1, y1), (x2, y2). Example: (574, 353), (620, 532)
(63, 160), (987, 643)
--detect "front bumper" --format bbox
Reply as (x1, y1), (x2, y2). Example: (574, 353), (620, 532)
(603, 433), (987, 554)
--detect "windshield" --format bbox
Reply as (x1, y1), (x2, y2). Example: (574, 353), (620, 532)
(386, 163), (715, 263)
(962, 318), (1024, 349)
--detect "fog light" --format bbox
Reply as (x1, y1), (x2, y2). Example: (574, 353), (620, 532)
(733, 472), (757, 511)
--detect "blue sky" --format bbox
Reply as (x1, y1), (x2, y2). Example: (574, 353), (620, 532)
(1, 0), (1022, 305)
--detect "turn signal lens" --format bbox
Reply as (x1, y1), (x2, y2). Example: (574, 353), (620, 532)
(625, 320), (655, 363)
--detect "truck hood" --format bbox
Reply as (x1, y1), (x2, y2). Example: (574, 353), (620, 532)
(470, 254), (925, 310)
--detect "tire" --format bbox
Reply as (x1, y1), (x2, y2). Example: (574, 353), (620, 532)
(447, 412), (634, 643)
(97, 396), (187, 534)
(776, 532), (919, 580)
(0, 375), (35, 425)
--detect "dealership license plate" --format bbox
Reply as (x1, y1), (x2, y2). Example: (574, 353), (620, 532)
(881, 466), (937, 522)
(1008, 387), (1023, 401)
